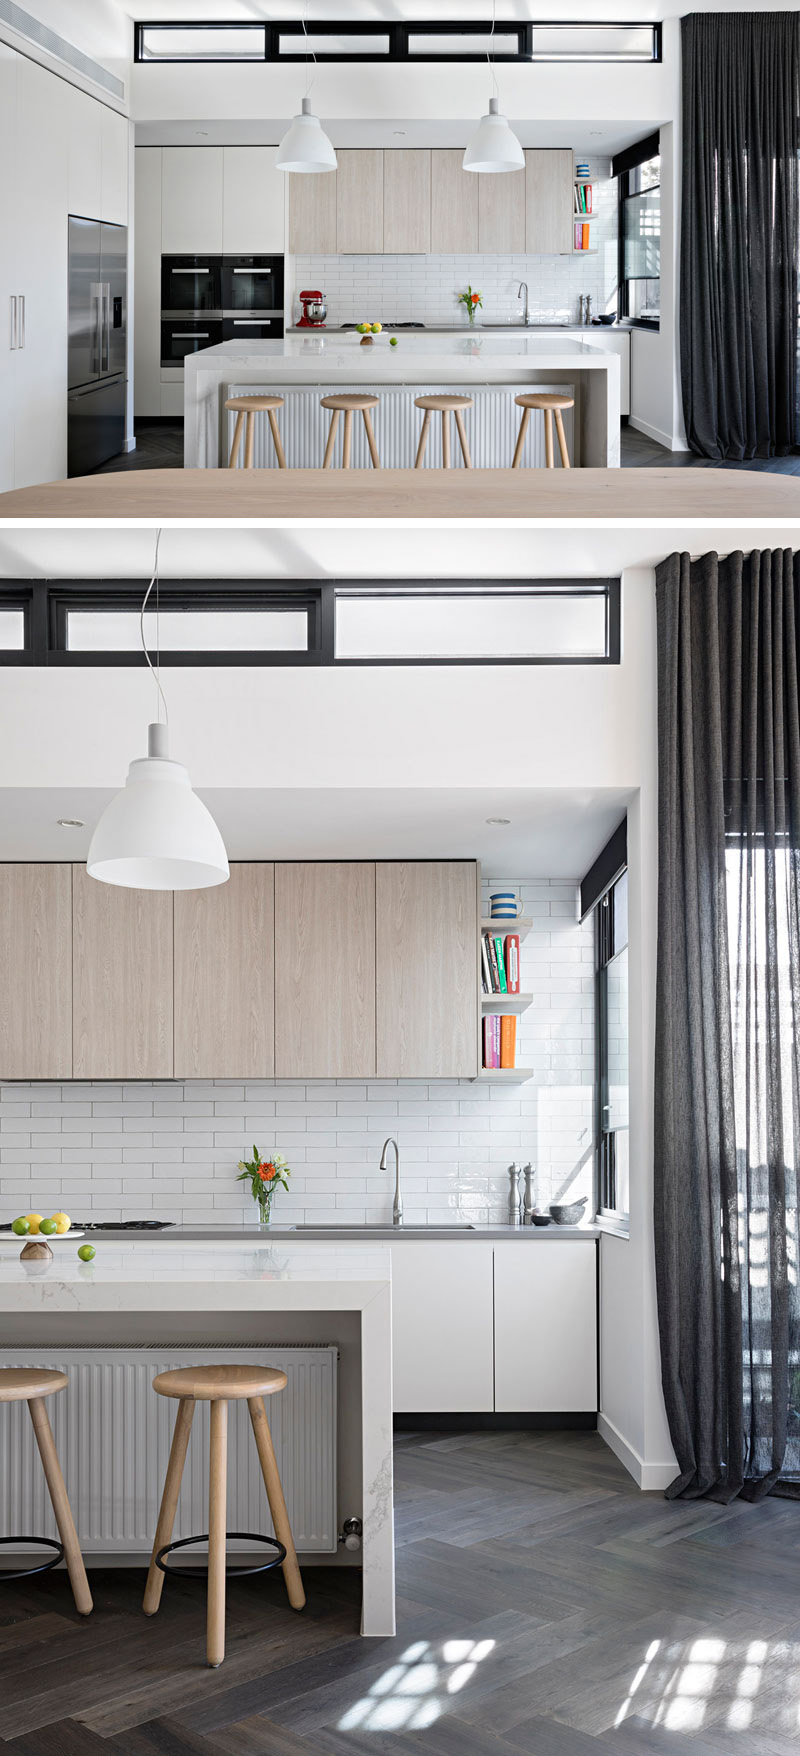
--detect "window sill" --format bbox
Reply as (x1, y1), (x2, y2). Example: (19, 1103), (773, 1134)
(595, 1215), (630, 1240)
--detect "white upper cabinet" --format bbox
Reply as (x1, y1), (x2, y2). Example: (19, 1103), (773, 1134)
(162, 147), (224, 252)
(222, 148), (285, 253)
(12, 53), (69, 491)
(101, 107), (129, 227)
(0, 43), (17, 495)
(66, 84), (103, 220)
(383, 151), (431, 254)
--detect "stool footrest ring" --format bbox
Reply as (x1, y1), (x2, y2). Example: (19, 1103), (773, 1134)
(155, 1531), (287, 1581)
(0, 1534), (65, 1581)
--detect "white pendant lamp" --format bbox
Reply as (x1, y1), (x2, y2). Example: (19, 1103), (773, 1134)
(277, 95), (337, 173)
(463, 0), (524, 174)
(276, 5), (336, 173)
(86, 536), (229, 892)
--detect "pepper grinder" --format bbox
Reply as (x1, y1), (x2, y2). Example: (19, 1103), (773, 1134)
(507, 1162), (522, 1226)
(585, 294), (593, 326)
(522, 1163), (535, 1225)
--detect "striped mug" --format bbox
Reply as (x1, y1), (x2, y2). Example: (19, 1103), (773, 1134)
(489, 891), (523, 920)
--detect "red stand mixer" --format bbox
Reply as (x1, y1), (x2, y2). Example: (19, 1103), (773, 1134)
(297, 290), (327, 328)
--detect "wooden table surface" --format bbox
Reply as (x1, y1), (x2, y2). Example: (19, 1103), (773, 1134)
(0, 467), (798, 519)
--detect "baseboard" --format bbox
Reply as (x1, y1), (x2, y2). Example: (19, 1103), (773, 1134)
(394, 1412), (597, 1433)
(598, 1412), (676, 1490)
(627, 414), (690, 454)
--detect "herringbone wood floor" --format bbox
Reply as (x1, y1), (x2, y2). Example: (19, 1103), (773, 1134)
(1, 1430), (799, 1754)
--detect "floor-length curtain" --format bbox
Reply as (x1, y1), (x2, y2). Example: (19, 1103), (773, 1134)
(680, 14), (800, 461)
(655, 551), (800, 1500)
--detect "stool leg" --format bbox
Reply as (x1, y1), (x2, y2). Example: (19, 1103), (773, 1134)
(342, 408), (353, 469)
(441, 410), (451, 470)
(512, 406), (531, 469)
(414, 409), (431, 468)
(554, 407), (570, 469)
(27, 1397), (92, 1617)
(267, 408), (287, 469)
(543, 409), (554, 469)
(362, 407), (380, 469)
(454, 408), (472, 469)
(244, 411), (256, 470)
(143, 1397), (195, 1616)
(322, 409), (339, 468)
(248, 1397), (305, 1611)
(207, 1400), (228, 1668)
(227, 410), (244, 470)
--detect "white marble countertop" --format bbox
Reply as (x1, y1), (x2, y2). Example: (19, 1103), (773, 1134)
(63, 1224), (600, 1243)
(0, 1241), (390, 1312)
(189, 332), (610, 373)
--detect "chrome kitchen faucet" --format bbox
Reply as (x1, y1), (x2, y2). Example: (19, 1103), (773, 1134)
(380, 1137), (403, 1226)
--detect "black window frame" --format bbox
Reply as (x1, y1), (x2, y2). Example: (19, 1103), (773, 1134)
(594, 866), (629, 1224)
(0, 580), (620, 668)
(134, 20), (661, 65)
(614, 130), (661, 331)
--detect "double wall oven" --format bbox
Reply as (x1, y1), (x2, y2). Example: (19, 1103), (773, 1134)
(160, 254), (284, 364)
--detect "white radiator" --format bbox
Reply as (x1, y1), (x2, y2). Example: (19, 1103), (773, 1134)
(0, 1346), (337, 1556)
(226, 379), (574, 469)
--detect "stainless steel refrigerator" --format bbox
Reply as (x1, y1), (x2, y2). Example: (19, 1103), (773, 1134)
(67, 217), (127, 476)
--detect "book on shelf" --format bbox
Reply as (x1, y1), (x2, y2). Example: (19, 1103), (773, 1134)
(480, 934), (492, 993)
(500, 1014), (517, 1069)
(493, 934), (508, 993)
(504, 933), (520, 994)
(573, 221), (591, 251)
(575, 183), (593, 215)
(483, 1014), (501, 1068)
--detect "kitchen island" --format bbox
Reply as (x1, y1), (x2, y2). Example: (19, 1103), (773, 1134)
(183, 331), (620, 470)
(0, 1241), (394, 1637)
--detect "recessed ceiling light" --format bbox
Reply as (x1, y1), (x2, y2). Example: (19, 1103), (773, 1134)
(486, 817), (511, 826)
(393, 130), (406, 136)
(195, 130), (209, 138)
(58, 818), (85, 830)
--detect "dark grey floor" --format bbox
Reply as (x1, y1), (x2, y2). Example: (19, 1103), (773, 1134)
(3, 1429), (800, 1753)
(93, 420), (800, 475)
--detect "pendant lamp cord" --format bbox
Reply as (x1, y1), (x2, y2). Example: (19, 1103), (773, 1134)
(302, 0), (316, 100)
(487, 0), (499, 101)
(140, 527), (169, 729)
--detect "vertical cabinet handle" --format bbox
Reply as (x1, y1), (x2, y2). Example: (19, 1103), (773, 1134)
(9, 295), (17, 350)
(19, 294), (25, 349)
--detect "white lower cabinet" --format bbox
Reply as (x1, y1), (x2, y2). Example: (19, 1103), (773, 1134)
(390, 1243), (494, 1413)
(494, 1241), (597, 1413)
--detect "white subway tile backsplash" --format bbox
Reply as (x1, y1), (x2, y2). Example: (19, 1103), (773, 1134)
(0, 879), (594, 1226)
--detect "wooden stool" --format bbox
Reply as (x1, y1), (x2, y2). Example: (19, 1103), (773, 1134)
(143, 1363), (304, 1668)
(512, 393), (573, 469)
(0, 1368), (92, 1615)
(414, 395), (473, 469)
(225, 395), (286, 469)
(321, 394), (381, 469)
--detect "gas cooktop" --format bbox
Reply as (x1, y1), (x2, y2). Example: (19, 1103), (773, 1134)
(0, 1219), (175, 1233)
(340, 321), (425, 331)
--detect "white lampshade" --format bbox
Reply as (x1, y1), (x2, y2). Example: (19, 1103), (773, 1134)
(463, 97), (525, 173)
(87, 723), (229, 891)
(277, 96), (337, 172)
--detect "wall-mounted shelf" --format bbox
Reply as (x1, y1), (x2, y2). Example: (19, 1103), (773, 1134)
(474, 1067), (534, 1083)
(481, 992), (532, 1015)
(480, 916), (532, 942)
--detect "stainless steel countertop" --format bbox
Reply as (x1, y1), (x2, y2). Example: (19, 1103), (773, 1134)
(132, 1224), (600, 1242)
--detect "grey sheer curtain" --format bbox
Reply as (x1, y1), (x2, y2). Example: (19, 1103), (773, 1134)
(655, 551), (800, 1501)
(680, 14), (800, 460)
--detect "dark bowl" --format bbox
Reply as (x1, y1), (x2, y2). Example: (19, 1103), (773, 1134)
(592, 314), (616, 326)
(530, 1214), (552, 1227)
(549, 1199), (588, 1226)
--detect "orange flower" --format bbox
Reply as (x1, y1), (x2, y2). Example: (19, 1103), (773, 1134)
(471, 293), (480, 304)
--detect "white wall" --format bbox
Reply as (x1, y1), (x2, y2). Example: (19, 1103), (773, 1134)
(0, 878), (595, 1228)
(0, 0), (131, 106)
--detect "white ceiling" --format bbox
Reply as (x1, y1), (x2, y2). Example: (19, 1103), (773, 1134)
(0, 786), (630, 877)
(116, 1), (800, 21)
(135, 117), (643, 152)
(0, 523), (795, 581)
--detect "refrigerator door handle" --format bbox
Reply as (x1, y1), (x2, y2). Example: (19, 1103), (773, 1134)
(18, 295), (25, 350)
(101, 283), (110, 374)
(9, 295), (17, 350)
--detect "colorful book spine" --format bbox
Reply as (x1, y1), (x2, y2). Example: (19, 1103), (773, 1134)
(504, 934), (520, 994)
(483, 1014), (501, 1069)
(493, 935), (508, 994)
(582, 222), (590, 252)
(499, 1015), (517, 1070)
(485, 931), (501, 992)
(480, 935), (492, 993)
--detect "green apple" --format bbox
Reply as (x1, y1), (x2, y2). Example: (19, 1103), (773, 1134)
(77, 1244), (96, 1262)
(39, 1217), (58, 1235)
(389, 336), (399, 346)
(11, 1216), (30, 1235)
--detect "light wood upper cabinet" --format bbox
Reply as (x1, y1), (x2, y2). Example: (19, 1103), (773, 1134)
(288, 169), (338, 254)
(72, 865), (173, 1079)
(0, 865), (72, 1079)
(430, 149), (478, 255)
(336, 150), (383, 253)
(478, 166), (526, 254)
(376, 862), (478, 1079)
(525, 149), (574, 254)
(174, 864), (274, 1079)
(274, 863), (376, 1078)
(383, 150), (431, 253)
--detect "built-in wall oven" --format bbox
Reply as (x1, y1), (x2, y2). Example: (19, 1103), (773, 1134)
(160, 254), (283, 366)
